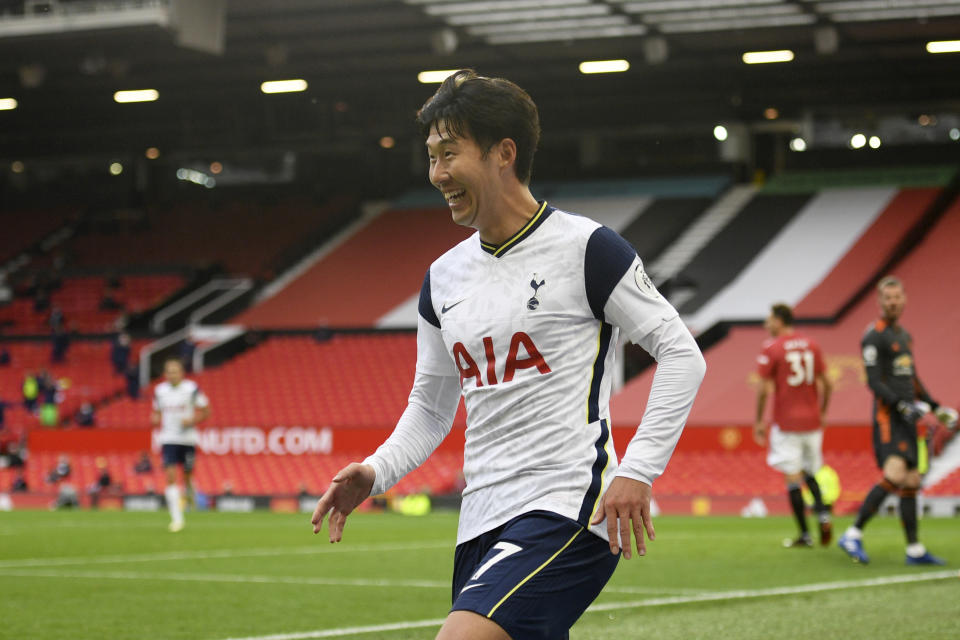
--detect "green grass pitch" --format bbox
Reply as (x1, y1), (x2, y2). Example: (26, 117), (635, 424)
(1, 509), (957, 639)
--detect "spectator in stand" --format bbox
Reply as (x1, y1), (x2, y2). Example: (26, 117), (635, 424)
(11, 470), (28, 493)
(22, 371), (39, 412)
(46, 454), (71, 484)
(54, 482), (80, 509)
(39, 402), (59, 427)
(179, 338), (197, 372)
(33, 288), (50, 313)
(36, 370), (61, 427)
(87, 457), (113, 509)
(0, 344), (10, 366)
(0, 395), (6, 431)
(133, 450), (153, 474)
(5, 442), (25, 468)
(48, 304), (64, 330)
(111, 331), (132, 374)
(314, 324), (334, 343)
(37, 370), (59, 405)
(75, 402), (96, 427)
(100, 277), (123, 311)
(51, 325), (70, 363)
(125, 363), (141, 399)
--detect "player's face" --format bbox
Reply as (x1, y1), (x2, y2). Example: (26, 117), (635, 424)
(164, 361), (184, 385)
(426, 121), (502, 230)
(878, 284), (906, 323)
(764, 314), (778, 337)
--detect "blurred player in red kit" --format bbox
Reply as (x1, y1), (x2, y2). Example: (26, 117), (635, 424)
(754, 303), (833, 547)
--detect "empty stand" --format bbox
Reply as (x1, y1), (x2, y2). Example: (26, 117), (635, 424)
(236, 208), (472, 329)
(684, 187), (901, 332)
(95, 334), (465, 430)
(0, 208), (75, 264)
(793, 188), (941, 318)
(66, 197), (351, 278)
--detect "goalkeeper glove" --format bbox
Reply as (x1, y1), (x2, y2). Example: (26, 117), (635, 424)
(896, 400), (926, 423)
(934, 406), (959, 431)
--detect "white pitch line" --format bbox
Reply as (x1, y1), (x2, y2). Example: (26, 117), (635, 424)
(603, 584), (708, 595)
(0, 568), (702, 597)
(223, 619), (448, 640)
(585, 569), (958, 612)
(0, 569), (450, 589)
(215, 570), (958, 640)
(0, 540), (449, 569)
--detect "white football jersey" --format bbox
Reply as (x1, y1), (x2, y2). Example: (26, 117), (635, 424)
(365, 202), (704, 544)
(153, 379), (209, 446)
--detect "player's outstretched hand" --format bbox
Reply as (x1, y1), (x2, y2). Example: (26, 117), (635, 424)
(591, 476), (655, 560)
(753, 420), (768, 447)
(311, 463), (375, 543)
(934, 406), (958, 431)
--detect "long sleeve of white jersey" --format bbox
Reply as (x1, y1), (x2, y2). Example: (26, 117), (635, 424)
(616, 316), (705, 485)
(590, 228), (706, 487)
(362, 370), (461, 496)
(362, 308), (461, 497)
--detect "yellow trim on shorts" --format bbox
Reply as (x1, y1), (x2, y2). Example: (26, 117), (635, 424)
(486, 527), (584, 618)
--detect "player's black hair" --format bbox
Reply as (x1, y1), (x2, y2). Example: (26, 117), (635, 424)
(163, 356), (185, 368)
(416, 69), (541, 184)
(770, 303), (793, 326)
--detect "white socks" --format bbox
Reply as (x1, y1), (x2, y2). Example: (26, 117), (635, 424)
(165, 485), (183, 524)
(906, 543), (927, 558)
(843, 526), (862, 540)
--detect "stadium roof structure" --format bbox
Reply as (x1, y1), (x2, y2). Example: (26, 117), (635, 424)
(1, 0), (959, 163)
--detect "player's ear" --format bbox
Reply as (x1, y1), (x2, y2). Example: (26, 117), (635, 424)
(496, 138), (517, 170)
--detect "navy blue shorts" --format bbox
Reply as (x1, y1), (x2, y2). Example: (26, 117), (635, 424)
(161, 444), (196, 472)
(451, 510), (619, 640)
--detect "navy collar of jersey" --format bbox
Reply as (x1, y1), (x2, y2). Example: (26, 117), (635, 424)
(479, 201), (553, 258)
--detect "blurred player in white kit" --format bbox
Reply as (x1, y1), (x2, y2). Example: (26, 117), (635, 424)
(151, 357), (209, 532)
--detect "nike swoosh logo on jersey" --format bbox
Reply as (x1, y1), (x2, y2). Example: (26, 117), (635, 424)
(442, 300), (465, 314)
(459, 582), (486, 595)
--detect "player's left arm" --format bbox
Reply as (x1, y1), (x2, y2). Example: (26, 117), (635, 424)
(187, 389), (210, 427)
(814, 343), (831, 426)
(582, 227), (706, 559)
(754, 379), (774, 446)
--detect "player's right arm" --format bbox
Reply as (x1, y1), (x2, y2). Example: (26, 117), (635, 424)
(312, 271), (461, 543)
(150, 388), (161, 425)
